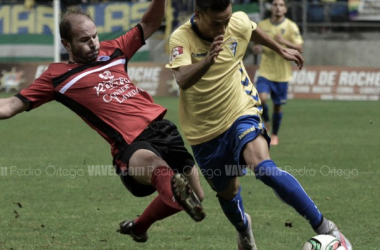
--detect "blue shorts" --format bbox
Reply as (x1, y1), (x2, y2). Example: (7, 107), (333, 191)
(192, 115), (270, 192)
(256, 76), (289, 105)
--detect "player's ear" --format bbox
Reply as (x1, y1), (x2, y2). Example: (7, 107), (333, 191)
(61, 39), (71, 51)
(194, 9), (199, 19)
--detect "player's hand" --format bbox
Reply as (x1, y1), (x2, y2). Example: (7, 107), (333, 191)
(252, 44), (263, 55)
(274, 34), (285, 44)
(205, 35), (224, 65)
(281, 48), (304, 70)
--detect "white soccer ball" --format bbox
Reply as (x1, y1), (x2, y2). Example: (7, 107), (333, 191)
(301, 235), (347, 250)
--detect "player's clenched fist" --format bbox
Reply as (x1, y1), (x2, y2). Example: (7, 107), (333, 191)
(280, 48), (304, 70)
(205, 35), (224, 65)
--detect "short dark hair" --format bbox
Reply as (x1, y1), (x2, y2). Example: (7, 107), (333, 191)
(195, 0), (231, 12)
(271, 0), (288, 5)
(59, 5), (93, 42)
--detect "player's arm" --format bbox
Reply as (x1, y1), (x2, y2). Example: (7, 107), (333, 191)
(172, 35), (224, 90)
(139, 0), (167, 40)
(251, 26), (303, 69)
(274, 34), (303, 53)
(0, 96), (29, 120)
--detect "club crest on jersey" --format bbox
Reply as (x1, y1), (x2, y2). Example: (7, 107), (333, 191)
(97, 56), (110, 62)
(230, 42), (238, 56)
(225, 37), (238, 57)
(170, 46), (184, 63)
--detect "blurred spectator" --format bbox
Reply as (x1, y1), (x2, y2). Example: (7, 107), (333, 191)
(307, 0), (348, 23)
(24, 0), (35, 9)
(25, 0), (53, 9)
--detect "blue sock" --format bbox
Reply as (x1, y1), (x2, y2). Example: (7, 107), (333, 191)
(262, 104), (269, 122)
(218, 186), (248, 232)
(272, 112), (283, 135)
(254, 160), (322, 228)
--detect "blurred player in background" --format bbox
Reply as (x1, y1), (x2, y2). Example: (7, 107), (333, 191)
(0, 0), (206, 243)
(252, 0), (303, 145)
(166, 0), (352, 249)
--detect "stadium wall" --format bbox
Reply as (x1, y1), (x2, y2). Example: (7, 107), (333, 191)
(303, 38), (380, 68)
(1, 62), (379, 101)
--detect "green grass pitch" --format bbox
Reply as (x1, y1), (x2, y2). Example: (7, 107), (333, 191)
(0, 94), (379, 249)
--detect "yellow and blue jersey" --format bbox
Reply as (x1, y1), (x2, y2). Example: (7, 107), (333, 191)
(166, 12), (262, 145)
(257, 18), (303, 82)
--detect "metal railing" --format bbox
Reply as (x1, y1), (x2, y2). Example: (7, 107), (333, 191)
(287, 0), (380, 36)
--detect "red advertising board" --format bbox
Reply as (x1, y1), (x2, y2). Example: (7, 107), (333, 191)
(288, 66), (380, 101)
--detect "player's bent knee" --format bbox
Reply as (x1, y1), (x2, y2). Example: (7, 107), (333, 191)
(129, 149), (167, 168)
(217, 187), (240, 201)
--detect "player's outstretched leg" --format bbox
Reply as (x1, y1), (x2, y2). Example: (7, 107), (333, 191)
(237, 213), (257, 250)
(118, 166), (185, 242)
(118, 195), (181, 242)
(118, 220), (148, 242)
(255, 160), (323, 227)
(171, 173), (206, 222)
(254, 160), (352, 249)
(314, 217), (353, 250)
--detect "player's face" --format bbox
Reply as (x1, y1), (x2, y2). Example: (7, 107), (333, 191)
(196, 4), (232, 40)
(271, 0), (287, 18)
(66, 17), (100, 64)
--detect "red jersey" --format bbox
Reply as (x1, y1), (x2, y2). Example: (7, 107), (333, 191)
(18, 25), (167, 155)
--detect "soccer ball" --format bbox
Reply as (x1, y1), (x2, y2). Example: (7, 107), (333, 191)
(301, 235), (347, 250)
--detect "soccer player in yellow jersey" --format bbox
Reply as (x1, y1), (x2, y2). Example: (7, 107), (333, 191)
(252, 0), (304, 145)
(166, 0), (352, 249)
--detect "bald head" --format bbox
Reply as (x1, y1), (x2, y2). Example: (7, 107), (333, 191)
(60, 6), (93, 42)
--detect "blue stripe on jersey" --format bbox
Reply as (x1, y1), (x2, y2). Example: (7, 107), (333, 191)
(252, 93), (259, 102)
(241, 77), (249, 86)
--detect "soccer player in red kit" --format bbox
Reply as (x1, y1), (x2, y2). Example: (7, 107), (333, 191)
(0, 1), (205, 243)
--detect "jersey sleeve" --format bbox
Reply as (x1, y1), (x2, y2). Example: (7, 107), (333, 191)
(290, 22), (304, 45)
(17, 67), (55, 111)
(231, 12), (257, 41)
(111, 24), (146, 60)
(165, 29), (192, 69)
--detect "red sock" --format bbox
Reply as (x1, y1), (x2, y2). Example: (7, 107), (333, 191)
(134, 196), (181, 235)
(150, 166), (182, 210)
